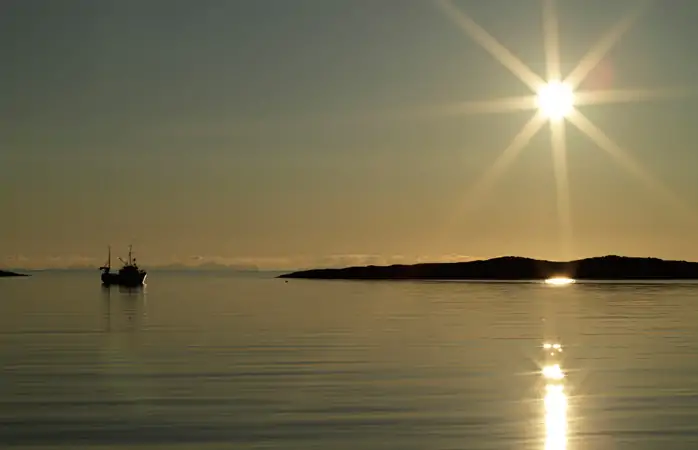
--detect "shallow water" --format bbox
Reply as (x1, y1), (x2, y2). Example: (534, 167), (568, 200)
(2, 272), (698, 449)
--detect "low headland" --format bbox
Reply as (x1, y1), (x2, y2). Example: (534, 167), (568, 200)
(0, 270), (29, 278)
(279, 255), (698, 281)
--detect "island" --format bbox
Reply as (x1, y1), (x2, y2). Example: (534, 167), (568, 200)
(0, 270), (29, 277)
(278, 255), (698, 281)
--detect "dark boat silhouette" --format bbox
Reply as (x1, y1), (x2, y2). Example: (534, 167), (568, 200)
(100, 245), (147, 287)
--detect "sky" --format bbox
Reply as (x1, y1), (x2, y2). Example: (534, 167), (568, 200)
(3, 0), (698, 269)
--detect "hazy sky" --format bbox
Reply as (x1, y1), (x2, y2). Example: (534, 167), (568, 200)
(3, 0), (698, 269)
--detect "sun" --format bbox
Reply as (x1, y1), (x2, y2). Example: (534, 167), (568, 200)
(431, 0), (697, 259)
(537, 81), (575, 121)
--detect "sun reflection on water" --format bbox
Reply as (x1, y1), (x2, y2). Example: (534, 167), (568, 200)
(544, 277), (576, 286)
(543, 342), (563, 357)
(542, 343), (568, 450)
(542, 364), (564, 380)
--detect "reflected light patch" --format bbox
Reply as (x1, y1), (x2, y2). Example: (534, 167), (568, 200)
(543, 343), (563, 356)
(542, 364), (565, 380)
(545, 277), (576, 286)
(544, 383), (568, 450)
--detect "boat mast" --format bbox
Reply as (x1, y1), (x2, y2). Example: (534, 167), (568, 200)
(128, 245), (132, 265)
(100, 245), (112, 272)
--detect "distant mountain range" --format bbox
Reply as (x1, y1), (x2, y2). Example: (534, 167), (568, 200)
(279, 255), (698, 281)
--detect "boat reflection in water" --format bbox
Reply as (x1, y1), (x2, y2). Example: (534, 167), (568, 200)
(101, 283), (147, 332)
(542, 342), (568, 450)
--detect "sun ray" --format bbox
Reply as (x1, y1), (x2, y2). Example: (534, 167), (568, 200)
(435, 0), (545, 92)
(550, 119), (573, 258)
(574, 87), (698, 107)
(460, 112), (547, 210)
(542, 0), (561, 81)
(568, 110), (697, 218)
(279, 95), (539, 131)
(402, 95), (538, 120)
(326, 95), (539, 130)
(564, 0), (653, 89)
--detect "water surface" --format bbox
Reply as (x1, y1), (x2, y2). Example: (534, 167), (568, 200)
(2, 272), (698, 449)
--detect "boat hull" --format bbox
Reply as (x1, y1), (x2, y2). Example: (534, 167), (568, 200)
(101, 271), (147, 287)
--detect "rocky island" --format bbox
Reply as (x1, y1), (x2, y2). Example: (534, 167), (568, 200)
(279, 255), (698, 281)
(0, 270), (29, 277)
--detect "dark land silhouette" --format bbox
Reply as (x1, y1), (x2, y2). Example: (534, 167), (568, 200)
(0, 270), (28, 277)
(279, 255), (698, 281)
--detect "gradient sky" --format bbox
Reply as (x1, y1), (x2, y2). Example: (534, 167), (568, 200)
(3, 0), (698, 269)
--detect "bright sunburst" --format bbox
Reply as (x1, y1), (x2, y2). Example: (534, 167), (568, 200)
(432, 0), (697, 258)
(537, 81), (575, 121)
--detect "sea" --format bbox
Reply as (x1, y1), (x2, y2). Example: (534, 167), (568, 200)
(2, 271), (698, 449)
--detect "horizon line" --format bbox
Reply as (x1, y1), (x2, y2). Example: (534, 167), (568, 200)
(3, 253), (694, 273)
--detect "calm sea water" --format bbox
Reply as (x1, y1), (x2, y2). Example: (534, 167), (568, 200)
(2, 272), (698, 449)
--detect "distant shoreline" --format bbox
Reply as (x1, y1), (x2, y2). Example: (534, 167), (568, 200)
(279, 255), (698, 281)
(0, 270), (29, 278)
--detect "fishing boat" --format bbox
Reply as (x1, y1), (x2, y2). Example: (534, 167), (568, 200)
(99, 245), (147, 287)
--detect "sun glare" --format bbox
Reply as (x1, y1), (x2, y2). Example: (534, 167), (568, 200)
(545, 277), (575, 286)
(431, 0), (698, 260)
(537, 81), (575, 120)
(542, 364), (565, 380)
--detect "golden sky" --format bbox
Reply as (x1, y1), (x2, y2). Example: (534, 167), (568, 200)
(3, 0), (698, 269)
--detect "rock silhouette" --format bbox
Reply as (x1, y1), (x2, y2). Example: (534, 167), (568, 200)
(279, 255), (698, 280)
(0, 270), (28, 277)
